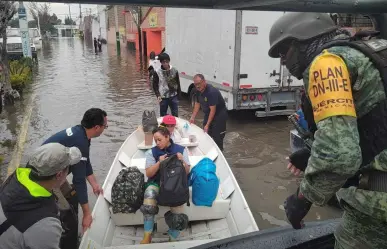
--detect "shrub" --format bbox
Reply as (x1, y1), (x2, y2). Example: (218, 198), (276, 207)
(9, 58), (33, 91)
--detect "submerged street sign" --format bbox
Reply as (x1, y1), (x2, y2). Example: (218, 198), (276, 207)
(18, 2), (32, 58)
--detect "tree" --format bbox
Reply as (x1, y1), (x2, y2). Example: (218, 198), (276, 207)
(5, 18), (39, 29)
(28, 2), (59, 35)
(28, 20), (37, 28)
(127, 6), (143, 56)
(9, 18), (19, 28)
(0, 1), (17, 105)
(64, 16), (76, 25)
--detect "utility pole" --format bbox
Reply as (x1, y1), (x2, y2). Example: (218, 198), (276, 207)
(138, 7), (143, 57)
(18, 2), (32, 58)
(114, 5), (121, 56)
(68, 4), (73, 37)
(37, 10), (41, 37)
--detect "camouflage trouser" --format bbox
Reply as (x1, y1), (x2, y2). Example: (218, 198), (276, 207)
(140, 183), (187, 240)
(334, 203), (387, 249)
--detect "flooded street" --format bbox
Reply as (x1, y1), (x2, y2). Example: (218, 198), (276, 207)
(6, 38), (341, 230)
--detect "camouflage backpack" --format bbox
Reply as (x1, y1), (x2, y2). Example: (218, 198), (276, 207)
(111, 167), (145, 214)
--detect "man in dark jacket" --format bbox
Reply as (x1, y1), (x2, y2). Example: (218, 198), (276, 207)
(0, 143), (82, 249)
(152, 53), (182, 117)
(43, 108), (107, 234)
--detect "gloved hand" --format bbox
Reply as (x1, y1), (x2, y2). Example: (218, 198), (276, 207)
(288, 148), (310, 172)
(284, 188), (312, 229)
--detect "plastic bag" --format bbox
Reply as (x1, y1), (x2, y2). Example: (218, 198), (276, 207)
(142, 110), (158, 132)
(188, 157), (219, 207)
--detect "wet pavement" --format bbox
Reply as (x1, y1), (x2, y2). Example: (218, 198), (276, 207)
(2, 38), (342, 230)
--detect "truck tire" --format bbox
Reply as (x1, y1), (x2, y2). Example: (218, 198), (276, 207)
(189, 88), (196, 108)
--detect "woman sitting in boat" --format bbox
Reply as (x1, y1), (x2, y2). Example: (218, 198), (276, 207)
(161, 114), (182, 143)
(141, 125), (190, 244)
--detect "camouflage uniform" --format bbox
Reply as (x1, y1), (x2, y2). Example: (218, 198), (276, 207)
(301, 45), (387, 248)
(268, 12), (387, 249)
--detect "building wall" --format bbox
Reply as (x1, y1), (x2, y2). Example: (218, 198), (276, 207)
(140, 7), (166, 55)
(91, 17), (100, 39)
(141, 7), (165, 29)
(162, 30), (165, 49)
(106, 5), (127, 46)
(125, 11), (137, 42)
(83, 16), (93, 42)
(98, 6), (108, 40)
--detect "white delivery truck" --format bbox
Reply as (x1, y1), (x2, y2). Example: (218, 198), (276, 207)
(165, 9), (304, 117)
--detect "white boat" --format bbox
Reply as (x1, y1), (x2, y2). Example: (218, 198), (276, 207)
(79, 117), (258, 249)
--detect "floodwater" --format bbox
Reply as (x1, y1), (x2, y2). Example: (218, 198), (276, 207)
(2, 38), (342, 230)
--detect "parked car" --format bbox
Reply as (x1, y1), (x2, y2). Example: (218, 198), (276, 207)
(29, 28), (42, 50)
(0, 28), (37, 61)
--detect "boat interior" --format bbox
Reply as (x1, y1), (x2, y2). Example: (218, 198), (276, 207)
(79, 117), (258, 249)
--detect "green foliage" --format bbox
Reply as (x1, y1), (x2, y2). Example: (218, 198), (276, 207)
(9, 58), (33, 91)
(29, 3), (61, 35)
(9, 17), (19, 28)
(64, 17), (76, 25)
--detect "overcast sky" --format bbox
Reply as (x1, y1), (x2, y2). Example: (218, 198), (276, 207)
(23, 2), (99, 24)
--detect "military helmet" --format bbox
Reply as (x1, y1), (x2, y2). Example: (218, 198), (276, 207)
(268, 12), (338, 58)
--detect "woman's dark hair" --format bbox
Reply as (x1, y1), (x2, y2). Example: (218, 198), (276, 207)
(152, 125), (170, 137)
(81, 108), (107, 129)
(150, 51), (156, 60)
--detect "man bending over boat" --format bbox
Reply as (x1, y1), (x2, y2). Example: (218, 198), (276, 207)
(43, 108), (108, 234)
(141, 126), (190, 244)
(190, 74), (228, 151)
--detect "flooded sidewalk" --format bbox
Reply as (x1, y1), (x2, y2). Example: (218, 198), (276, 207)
(2, 38), (342, 230)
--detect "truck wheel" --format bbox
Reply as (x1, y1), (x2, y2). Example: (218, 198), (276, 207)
(189, 89), (196, 108)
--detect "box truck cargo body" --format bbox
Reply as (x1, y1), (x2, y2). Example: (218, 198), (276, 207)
(165, 9), (304, 117)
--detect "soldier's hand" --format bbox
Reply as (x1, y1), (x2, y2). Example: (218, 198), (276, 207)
(287, 162), (302, 176)
(287, 147), (311, 175)
(284, 188), (312, 229)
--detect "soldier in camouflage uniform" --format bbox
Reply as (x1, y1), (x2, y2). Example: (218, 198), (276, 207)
(268, 12), (387, 248)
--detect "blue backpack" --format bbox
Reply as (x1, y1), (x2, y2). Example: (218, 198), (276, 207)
(188, 157), (219, 207)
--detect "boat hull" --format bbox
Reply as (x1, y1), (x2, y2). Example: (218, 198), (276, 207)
(79, 117), (258, 248)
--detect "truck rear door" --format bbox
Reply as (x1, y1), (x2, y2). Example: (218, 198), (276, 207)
(239, 11), (304, 89)
(238, 11), (303, 115)
(239, 11), (287, 89)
